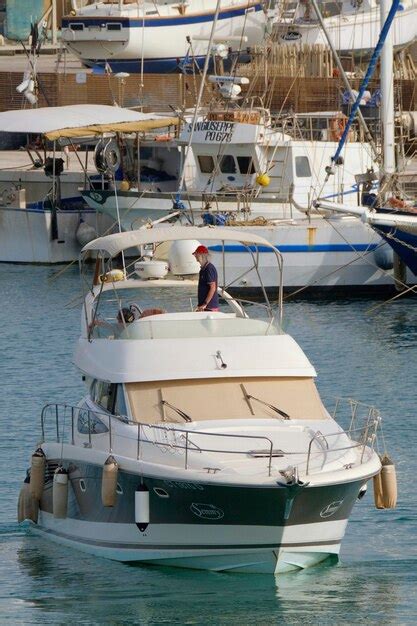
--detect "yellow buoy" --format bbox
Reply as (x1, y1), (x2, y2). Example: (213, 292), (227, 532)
(17, 477), (39, 523)
(100, 269), (125, 283)
(380, 454), (397, 509)
(373, 471), (384, 509)
(53, 467), (69, 519)
(119, 180), (130, 192)
(101, 455), (119, 507)
(30, 448), (46, 501)
(256, 173), (271, 187)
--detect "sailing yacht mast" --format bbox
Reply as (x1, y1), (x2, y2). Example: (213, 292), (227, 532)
(380, 0), (396, 178)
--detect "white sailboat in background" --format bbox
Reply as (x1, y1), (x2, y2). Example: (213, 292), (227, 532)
(316, 0), (417, 285)
(62, 0), (271, 73)
(275, 0), (417, 56)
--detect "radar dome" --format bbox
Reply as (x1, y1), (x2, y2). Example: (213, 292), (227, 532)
(169, 240), (201, 275)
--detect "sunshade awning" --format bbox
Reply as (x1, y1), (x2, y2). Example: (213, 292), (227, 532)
(82, 226), (280, 258)
(0, 104), (178, 139)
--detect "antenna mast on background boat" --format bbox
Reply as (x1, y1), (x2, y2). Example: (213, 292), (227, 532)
(174, 0), (222, 208)
(309, 0), (378, 162)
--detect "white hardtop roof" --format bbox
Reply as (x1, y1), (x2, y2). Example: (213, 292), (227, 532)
(0, 105), (178, 138)
(82, 226), (279, 257)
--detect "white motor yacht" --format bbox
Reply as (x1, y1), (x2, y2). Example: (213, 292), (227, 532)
(18, 226), (387, 574)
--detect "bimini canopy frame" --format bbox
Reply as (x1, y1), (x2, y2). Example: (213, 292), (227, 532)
(81, 226), (284, 325)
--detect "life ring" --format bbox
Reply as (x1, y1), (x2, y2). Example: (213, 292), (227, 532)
(330, 115), (346, 141)
(154, 134), (171, 142)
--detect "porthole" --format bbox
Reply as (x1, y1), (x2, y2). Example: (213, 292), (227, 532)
(154, 487), (169, 498)
(79, 479), (87, 492)
(116, 483), (123, 495)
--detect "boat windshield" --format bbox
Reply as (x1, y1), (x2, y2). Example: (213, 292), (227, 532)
(125, 377), (328, 423)
(89, 286), (281, 340)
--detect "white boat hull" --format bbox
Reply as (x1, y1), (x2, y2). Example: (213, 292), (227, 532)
(32, 514), (342, 573)
(0, 206), (112, 263)
(275, 4), (417, 54)
(81, 190), (411, 288)
(62, 1), (266, 73)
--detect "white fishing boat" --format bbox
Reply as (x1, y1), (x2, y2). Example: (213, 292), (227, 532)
(61, 0), (270, 73)
(83, 107), (378, 224)
(275, 0), (417, 56)
(19, 226), (395, 574)
(82, 103), (409, 291)
(0, 104), (178, 263)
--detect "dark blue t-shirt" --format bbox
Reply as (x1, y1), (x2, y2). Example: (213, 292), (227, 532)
(198, 262), (219, 309)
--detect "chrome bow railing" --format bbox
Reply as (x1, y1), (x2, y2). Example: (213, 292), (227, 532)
(40, 397), (381, 478)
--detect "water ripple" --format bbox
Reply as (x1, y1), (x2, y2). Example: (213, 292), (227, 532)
(0, 266), (416, 624)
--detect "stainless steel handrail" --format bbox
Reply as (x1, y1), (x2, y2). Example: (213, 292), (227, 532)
(40, 402), (380, 478)
(41, 403), (275, 475)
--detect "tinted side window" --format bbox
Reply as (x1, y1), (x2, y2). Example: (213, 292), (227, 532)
(77, 408), (109, 435)
(114, 384), (128, 417)
(91, 380), (114, 412)
(219, 155), (236, 174)
(198, 155), (215, 173)
(295, 156), (312, 177)
(237, 156), (255, 174)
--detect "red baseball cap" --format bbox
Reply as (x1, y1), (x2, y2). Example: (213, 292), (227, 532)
(192, 245), (209, 255)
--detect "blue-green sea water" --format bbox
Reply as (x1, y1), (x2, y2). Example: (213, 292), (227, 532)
(1, 265), (416, 625)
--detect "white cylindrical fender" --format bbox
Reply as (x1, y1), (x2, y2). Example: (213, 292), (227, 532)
(381, 456), (397, 509)
(135, 483), (149, 532)
(101, 455), (118, 507)
(168, 240), (201, 276)
(30, 448), (46, 501)
(76, 220), (97, 247)
(17, 477), (39, 523)
(53, 467), (69, 519)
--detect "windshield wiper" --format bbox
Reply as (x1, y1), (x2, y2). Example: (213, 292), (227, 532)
(241, 384), (290, 420)
(161, 400), (192, 423)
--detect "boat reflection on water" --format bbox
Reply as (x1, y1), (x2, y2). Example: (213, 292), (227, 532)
(15, 533), (405, 624)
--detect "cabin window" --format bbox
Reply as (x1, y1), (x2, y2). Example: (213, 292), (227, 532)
(198, 155), (215, 173)
(114, 384), (128, 417)
(219, 155), (236, 174)
(77, 408), (109, 435)
(92, 380), (113, 411)
(69, 23), (84, 31)
(237, 156), (255, 175)
(91, 380), (127, 416)
(107, 23), (122, 31)
(295, 156), (312, 178)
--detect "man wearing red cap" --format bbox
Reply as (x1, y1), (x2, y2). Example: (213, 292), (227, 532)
(192, 245), (219, 312)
